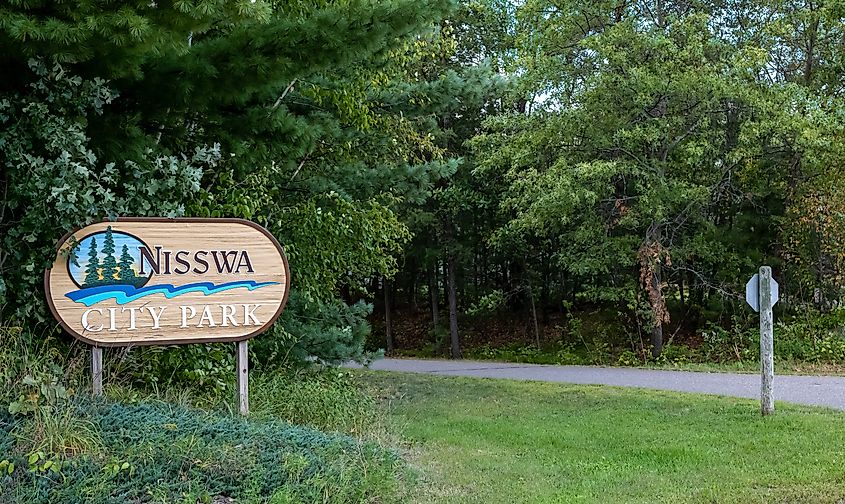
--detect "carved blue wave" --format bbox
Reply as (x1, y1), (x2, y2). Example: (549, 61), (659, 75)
(65, 280), (279, 307)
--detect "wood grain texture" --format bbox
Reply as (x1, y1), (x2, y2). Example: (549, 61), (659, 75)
(237, 340), (249, 415)
(759, 265), (775, 416)
(45, 218), (290, 346)
(91, 347), (103, 396)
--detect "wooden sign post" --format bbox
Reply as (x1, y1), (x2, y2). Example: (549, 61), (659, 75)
(745, 266), (779, 416)
(92, 346), (103, 397)
(45, 218), (291, 415)
(237, 340), (249, 415)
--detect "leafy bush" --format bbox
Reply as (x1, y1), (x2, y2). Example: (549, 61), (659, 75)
(0, 61), (214, 324)
(111, 344), (236, 397)
(699, 322), (758, 363)
(0, 327), (402, 502)
(465, 343), (558, 364)
(464, 341), (592, 366)
(465, 290), (506, 317)
(776, 309), (845, 363)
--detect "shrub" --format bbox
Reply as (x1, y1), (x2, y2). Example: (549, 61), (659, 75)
(0, 400), (407, 504)
(110, 344), (236, 398)
(0, 61), (212, 325)
(776, 308), (845, 363)
(700, 322), (758, 363)
(255, 293), (377, 366)
(0, 325), (402, 502)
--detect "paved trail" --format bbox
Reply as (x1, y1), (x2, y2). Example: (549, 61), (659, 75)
(350, 358), (845, 411)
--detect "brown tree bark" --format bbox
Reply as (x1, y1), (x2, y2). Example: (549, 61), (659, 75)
(430, 264), (440, 330)
(650, 268), (664, 358)
(447, 251), (461, 359)
(384, 278), (394, 353)
(408, 258), (419, 312)
(527, 278), (541, 349)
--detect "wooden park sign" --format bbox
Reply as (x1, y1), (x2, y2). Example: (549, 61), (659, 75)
(44, 218), (291, 413)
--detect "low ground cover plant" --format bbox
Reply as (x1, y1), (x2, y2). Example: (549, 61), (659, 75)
(0, 400), (406, 504)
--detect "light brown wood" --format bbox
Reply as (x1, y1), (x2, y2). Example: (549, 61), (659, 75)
(92, 347), (103, 396)
(45, 218), (290, 346)
(237, 340), (249, 415)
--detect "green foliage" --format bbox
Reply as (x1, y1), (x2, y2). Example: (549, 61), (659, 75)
(276, 195), (411, 302)
(0, 327), (403, 502)
(383, 0), (845, 360)
(465, 289), (505, 317)
(0, 400), (407, 504)
(699, 322), (759, 363)
(0, 327), (101, 453)
(0, 60), (211, 322)
(776, 309), (845, 362)
(259, 293), (378, 366)
(114, 344), (236, 396)
(1, 0), (461, 370)
(465, 342), (589, 365)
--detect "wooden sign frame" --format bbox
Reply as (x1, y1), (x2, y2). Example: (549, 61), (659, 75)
(44, 217), (290, 347)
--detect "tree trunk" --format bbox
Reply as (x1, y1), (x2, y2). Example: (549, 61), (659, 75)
(650, 268), (663, 358)
(384, 278), (394, 353)
(442, 258), (448, 309)
(540, 254), (550, 323)
(447, 251), (461, 359)
(430, 266), (440, 326)
(804, 14), (819, 86)
(527, 278), (540, 349)
(408, 259), (419, 312)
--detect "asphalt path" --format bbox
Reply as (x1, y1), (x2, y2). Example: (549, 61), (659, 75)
(349, 358), (845, 411)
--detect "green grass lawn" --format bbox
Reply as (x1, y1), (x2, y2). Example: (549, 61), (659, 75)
(360, 371), (845, 503)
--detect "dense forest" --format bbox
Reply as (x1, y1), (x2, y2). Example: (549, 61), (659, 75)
(373, 0), (845, 364)
(2, 0), (845, 370)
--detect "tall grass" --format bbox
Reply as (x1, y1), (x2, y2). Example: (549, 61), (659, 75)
(249, 368), (388, 436)
(0, 325), (100, 455)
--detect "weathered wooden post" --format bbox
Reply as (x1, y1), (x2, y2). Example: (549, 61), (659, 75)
(745, 266), (779, 416)
(758, 266), (775, 416)
(91, 346), (104, 396)
(237, 340), (249, 415)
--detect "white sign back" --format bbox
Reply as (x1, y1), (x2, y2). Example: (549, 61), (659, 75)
(745, 273), (779, 312)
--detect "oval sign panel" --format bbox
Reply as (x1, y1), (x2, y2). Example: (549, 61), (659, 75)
(45, 218), (290, 346)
